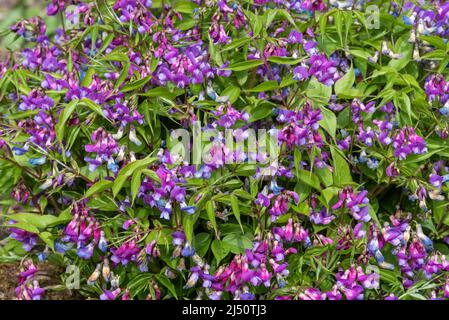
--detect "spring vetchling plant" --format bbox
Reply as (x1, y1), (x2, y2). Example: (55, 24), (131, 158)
(2, 0), (449, 300)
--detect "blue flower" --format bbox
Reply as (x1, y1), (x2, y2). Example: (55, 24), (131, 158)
(79, 70), (86, 83)
(98, 232), (108, 253)
(12, 146), (28, 156)
(402, 15), (412, 25)
(442, 174), (449, 183)
(107, 160), (119, 173)
(77, 242), (94, 259)
(269, 180), (283, 195)
(38, 252), (48, 262)
(439, 106), (449, 115)
(181, 242), (195, 257)
(367, 158), (379, 169)
(181, 202), (196, 215)
(55, 241), (72, 253)
(29, 156), (46, 166)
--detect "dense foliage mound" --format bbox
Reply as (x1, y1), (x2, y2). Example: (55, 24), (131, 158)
(2, 0), (449, 300)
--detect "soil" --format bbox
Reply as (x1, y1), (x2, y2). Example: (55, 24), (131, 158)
(0, 264), (17, 300)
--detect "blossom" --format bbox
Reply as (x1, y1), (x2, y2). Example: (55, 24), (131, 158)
(332, 187), (371, 222)
(15, 260), (45, 300)
(3, 0), (449, 302)
(392, 127), (427, 160)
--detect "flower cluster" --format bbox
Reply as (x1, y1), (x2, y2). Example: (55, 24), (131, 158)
(2, 0), (449, 301)
(15, 260), (45, 300)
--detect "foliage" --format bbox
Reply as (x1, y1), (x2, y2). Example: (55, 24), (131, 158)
(2, 0), (449, 300)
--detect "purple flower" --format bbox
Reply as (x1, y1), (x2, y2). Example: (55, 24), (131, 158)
(181, 242), (195, 257)
(100, 288), (121, 300)
(353, 222), (366, 239)
(9, 223), (38, 252)
(332, 187), (371, 222)
(110, 241), (140, 266)
(361, 272), (380, 289)
(299, 288), (325, 300)
(392, 127), (427, 160)
(310, 207), (335, 225)
(288, 30), (303, 43)
(16, 260), (45, 300)
(430, 173), (443, 188)
(172, 231), (186, 246)
(342, 284), (364, 300)
(308, 54), (340, 86)
(19, 89), (54, 111)
(84, 128), (119, 171)
(386, 163), (399, 177)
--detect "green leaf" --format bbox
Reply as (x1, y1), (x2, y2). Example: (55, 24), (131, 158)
(349, 49), (372, 61)
(321, 187), (339, 205)
(97, 33), (114, 56)
(279, 75), (297, 88)
(6, 221), (39, 234)
(139, 87), (183, 100)
(247, 81), (279, 92)
(306, 77), (332, 103)
(221, 37), (251, 52)
(112, 156), (158, 197)
(6, 212), (71, 230)
(56, 99), (79, 143)
(102, 51), (129, 63)
(401, 148), (441, 165)
(294, 148), (301, 178)
(5, 109), (39, 120)
(221, 86), (241, 104)
(121, 76), (152, 93)
(368, 204), (381, 228)
(183, 211), (200, 244)
(222, 232), (253, 254)
(154, 274), (178, 299)
(335, 11), (343, 45)
(248, 103), (274, 122)
(85, 179), (113, 198)
(319, 106), (337, 139)
(232, 189), (254, 200)
(226, 60), (264, 71)
(211, 239), (227, 263)
(420, 35), (447, 50)
(174, 0), (197, 14)
(230, 194), (244, 233)
(81, 68), (96, 87)
(115, 61), (130, 90)
(206, 201), (219, 238)
(79, 98), (109, 121)
(39, 231), (55, 251)
(194, 233), (211, 257)
(297, 170), (321, 190)
(316, 166), (333, 187)
(131, 169), (142, 205)
(267, 56), (303, 65)
(274, 9), (298, 28)
(420, 49), (446, 61)
(252, 15), (263, 38)
(389, 39), (412, 71)
(330, 146), (353, 185)
(334, 65), (355, 97)
(432, 200), (446, 225)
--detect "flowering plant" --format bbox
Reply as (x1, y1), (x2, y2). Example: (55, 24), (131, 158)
(2, 0), (449, 300)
